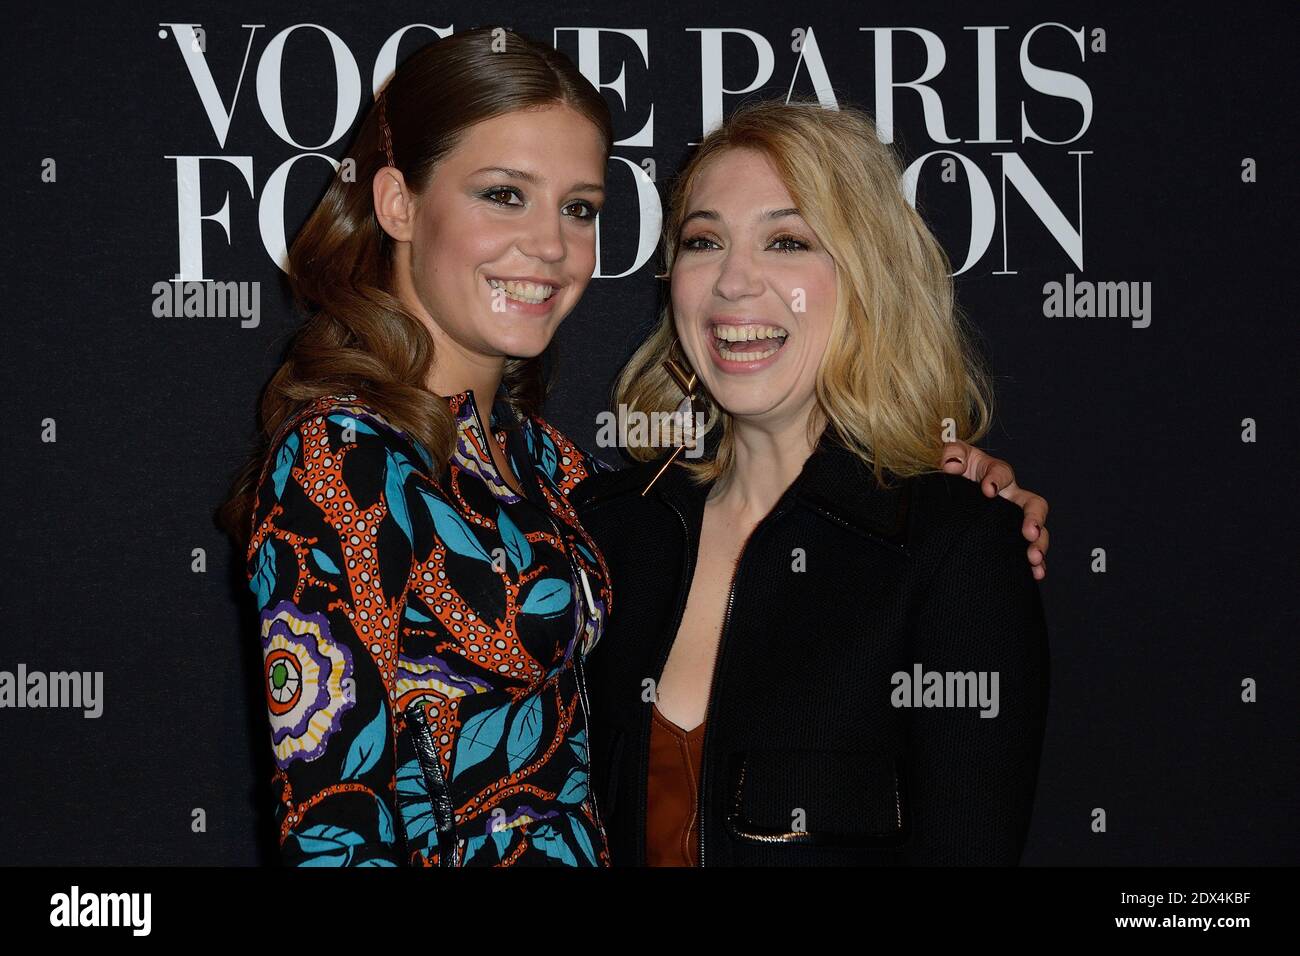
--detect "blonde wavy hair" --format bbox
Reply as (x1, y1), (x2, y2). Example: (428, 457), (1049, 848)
(614, 97), (994, 487)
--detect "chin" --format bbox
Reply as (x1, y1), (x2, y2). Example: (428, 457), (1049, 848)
(707, 386), (784, 420)
(492, 332), (554, 360)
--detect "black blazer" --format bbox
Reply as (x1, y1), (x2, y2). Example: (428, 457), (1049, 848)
(571, 431), (1050, 865)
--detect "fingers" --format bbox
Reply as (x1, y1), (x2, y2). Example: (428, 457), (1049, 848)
(1010, 490), (1050, 580)
(1027, 524), (1049, 579)
(939, 441), (1014, 495)
(1013, 492), (1050, 540)
(978, 457), (1016, 497)
(939, 441), (1051, 581)
(939, 441), (970, 474)
(1033, 524), (1050, 560)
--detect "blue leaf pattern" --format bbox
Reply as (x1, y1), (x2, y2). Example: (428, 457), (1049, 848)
(568, 815), (597, 865)
(557, 765), (588, 804)
(250, 540), (277, 611)
(531, 822), (578, 866)
(462, 834), (488, 864)
(385, 448), (415, 545)
(521, 577), (572, 616)
(419, 488), (492, 563)
(505, 696), (543, 772)
(271, 432), (299, 500)
(340, 705), (387, 781)
(376, 793), (394, 843)
(498, 507), (533, 573)
(539, 433), (558, 479)
(310, 547), (340, 575)
(293, 823), (365, 864)
(492, 828), (513, 858)
(567, 727), (588, 765)
(453, 702), (510, 778)
(394, 759), (436, 847)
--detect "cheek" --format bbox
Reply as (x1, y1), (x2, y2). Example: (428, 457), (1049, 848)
(670, 270), (710, 325)
(557, 232), (598, 297)
(800, 265), (838, 343)
(421, 210), (511, 279)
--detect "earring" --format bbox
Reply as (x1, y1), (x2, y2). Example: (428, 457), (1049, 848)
(653, 272), (670, 280)
(640, 358), (700, 496)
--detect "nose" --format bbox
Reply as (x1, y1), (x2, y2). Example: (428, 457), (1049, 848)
(517, 205), (566, 264)
(712, 244), (764, 301)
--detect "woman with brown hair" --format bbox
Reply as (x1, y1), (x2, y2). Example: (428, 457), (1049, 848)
(220, 28), (1048, 867)
(220, 26), (619, 866)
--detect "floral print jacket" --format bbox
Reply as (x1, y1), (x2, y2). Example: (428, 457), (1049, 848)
(245, 385), (616, 866)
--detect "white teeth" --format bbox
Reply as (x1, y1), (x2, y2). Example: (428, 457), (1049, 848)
(487, 277), (555, 304)
(714, 335), (786, 362)
(718, 344), (782, 362)
(712, 324), (788, 342)
(712, 323), (789, 361)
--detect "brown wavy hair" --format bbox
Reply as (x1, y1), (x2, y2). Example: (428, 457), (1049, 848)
(218, 26), (614, 548)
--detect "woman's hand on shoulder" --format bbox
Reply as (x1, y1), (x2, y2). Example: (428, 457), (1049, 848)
(939, 441), (1049, 581)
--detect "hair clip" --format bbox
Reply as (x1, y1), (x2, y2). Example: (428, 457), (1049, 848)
(640, 358), (699, 496)
(377, 87), (396, 168)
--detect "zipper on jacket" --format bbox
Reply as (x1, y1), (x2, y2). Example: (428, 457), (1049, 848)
(695, 498), (794, 867)
(403, 700), (461, 867)
(648, 495), (698, 866)
(544, 511), (610, 859)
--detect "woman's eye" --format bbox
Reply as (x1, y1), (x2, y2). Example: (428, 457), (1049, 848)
(483, 186), (524, 206)
(565, 201), (599, 220)
(679, 235), (719, 251)
(770, 235), (809, 252)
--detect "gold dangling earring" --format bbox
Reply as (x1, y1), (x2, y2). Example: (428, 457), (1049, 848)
(640, 357), (700, 496)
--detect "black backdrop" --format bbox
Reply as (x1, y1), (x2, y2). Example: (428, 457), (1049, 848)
(1, 0), (1295, 866)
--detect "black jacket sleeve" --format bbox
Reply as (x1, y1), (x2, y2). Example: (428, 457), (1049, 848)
(901, 495), (1050, 865)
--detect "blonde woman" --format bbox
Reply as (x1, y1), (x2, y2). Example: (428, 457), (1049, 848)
(573, 99), (1050, 866)
(222, 24), (1046, 866)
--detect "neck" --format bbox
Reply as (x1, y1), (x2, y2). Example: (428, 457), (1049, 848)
(429, 363), (503, 419)
(709, 399), (825, 520)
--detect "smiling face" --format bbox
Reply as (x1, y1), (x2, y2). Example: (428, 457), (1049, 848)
(671, 147), (838, 430)
(377, 102), (607, 378)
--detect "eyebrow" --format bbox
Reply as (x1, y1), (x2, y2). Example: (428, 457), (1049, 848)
(469, 166), (605, 194)
(679, 207), (802, 228)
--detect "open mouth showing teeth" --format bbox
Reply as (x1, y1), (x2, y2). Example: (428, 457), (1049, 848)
(713, 324), (789, 362)
(486, 277), (557, 304)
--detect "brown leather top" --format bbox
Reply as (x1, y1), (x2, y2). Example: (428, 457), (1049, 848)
(644, 702), (705, 867)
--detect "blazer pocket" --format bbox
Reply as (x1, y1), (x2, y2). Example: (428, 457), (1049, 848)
(724, 749), (909, 848)
(397, 701), (460, 867)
